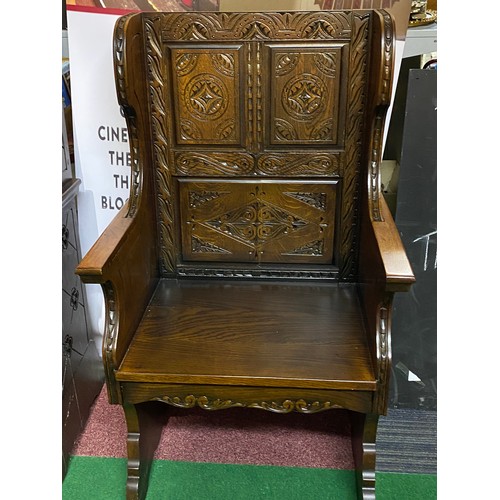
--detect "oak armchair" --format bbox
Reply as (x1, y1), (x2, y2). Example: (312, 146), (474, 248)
(77, 9), (415, 499)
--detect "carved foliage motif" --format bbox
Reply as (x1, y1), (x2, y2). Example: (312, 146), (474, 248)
(314, 52), (337, 77)
(339, 13), (370, 280)
(145, 16), (176, 273)
(152, 394), (341, 413)
(159, 11), (352, 41)
(211, 53), (235, 77)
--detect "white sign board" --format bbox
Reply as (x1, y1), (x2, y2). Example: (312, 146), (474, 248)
(67, 10), (129, 248)
(67, 9), (131, 340)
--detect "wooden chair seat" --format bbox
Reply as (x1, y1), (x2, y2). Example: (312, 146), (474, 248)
(117, 279), (375, 391)
(76, 9), (415, 499)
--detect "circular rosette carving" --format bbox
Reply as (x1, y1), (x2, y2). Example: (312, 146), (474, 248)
(282, 74), (327, 120)
(185, 73), (228, 120)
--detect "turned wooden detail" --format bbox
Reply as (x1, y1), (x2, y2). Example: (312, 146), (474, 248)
(76, 10), (415, 500)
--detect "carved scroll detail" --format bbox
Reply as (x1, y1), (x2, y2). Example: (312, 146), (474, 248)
(152, 395), (341, 413)
(381, 10), (394, 105)
(368, 11), (394, 221)
(175, 152), (254, 176)
(101, 281), (120, 403)
(215, 119), (236, 141)
(310, 118), (334, 141)
(300, 13), (350, 39)
(369, 115), (384, 221)
(257, 153), (339, 176)
(114, 14), (141, 217)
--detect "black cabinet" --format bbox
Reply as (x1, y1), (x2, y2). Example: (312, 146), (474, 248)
(385, 67), (437, 410)
(62, 97), (103, 476)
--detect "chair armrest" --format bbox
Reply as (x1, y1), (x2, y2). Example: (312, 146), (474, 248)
(370, 195), (415, 292)
(76, 201), (159, 404)
(76, 204), (134, 284)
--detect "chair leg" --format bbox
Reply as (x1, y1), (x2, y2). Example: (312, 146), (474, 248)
(350, 411), (379, 500)
(123, 402), (166, 500)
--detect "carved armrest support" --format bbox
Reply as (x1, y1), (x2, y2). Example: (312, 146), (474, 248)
(76, 202), (159, 404)
(359, 198), (414, 415)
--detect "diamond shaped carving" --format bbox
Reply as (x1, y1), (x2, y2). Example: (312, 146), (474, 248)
(283, 74), (327, 120)
(185, 73), (228, 120)
(205, 197), (308, 247)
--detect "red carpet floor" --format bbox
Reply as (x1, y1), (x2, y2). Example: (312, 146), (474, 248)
(73, 385), (355, 469)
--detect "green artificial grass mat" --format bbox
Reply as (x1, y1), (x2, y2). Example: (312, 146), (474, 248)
(63, 457), (437, 500)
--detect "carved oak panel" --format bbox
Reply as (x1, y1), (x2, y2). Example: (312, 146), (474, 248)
(266, 44), (346, 146)
(179, 179), (337, 264)
(140, 11), (373, 277)
(169, 45), (244, 145)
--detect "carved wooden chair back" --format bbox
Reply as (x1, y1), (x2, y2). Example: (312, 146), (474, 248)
(115, 9), (394, 281)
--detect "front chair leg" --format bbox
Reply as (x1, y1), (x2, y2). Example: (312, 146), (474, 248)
(350, 411), (379, 500)
(123, 402), (166, 500)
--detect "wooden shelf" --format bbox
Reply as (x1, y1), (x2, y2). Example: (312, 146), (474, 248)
(117, 279), (376, 391)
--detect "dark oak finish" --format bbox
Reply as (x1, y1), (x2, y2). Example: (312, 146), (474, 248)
(117, 280), (375, 389)
(76, 9), (414, 499)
